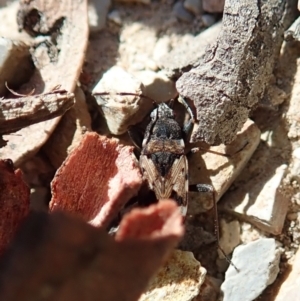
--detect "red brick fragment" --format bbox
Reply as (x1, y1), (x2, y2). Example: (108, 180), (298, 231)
(116, 200), (184, 241)
(0, 159), (30, 254)
(0, 204), (184, 301)
(50, 132), (142, 227)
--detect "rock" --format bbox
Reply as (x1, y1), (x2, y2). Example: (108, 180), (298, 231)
(221, 150), (288, 235)
(183, 0), (203, 16)
(139, 250), (206, 301)
(92, 66), (152, 135)
(0, 0), (89, 166)
(116, 0), (151, 5)
(88, 0), (111, 33)
(262, 83), (287, 107)
(218, 219), (241, 259)
(188, 119), (260, 214)
(135, 70), (178, 103)
(0, 37), (33, 96)
(50, 132), (143, 228)
(157, 22), (222, 77)
(202, 0), (224, 13)
(173, 1), (194, 23)
(196, 275), (220, 301)
(0, 1), (31, 41)
(107, 10), (122, 25)
(43, 86), (92, 168)
(221, 238), (282, 301)
(180, 222), (215, 251)
(284, 16), (300, 42)
(153, 36), (171, 62)
(30, 186), (49, 212)
(20, 153), (55, 187)
(201, 14), (216, 27)
(0, 159), (30, 255)
(274, 248), (300, 301)
(291, 148), (300, 182)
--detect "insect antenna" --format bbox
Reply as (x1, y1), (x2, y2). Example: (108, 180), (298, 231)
(212, 190), (240, 272)
(189, 141), (249, 158)
(191, 184), (239, 272)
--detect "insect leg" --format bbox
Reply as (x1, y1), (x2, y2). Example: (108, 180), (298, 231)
(189, 183), (239, 272)
(187, 141), (249, 158)
(178, 96), (196, 137)
(128, 126), (143, 153)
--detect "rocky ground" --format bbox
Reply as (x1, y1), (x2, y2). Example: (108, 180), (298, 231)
(1, 0), (300, 300)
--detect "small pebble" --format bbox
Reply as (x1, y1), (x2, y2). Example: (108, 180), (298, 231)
(287, 212), (298, 221)
(202, 0), (225, 13)
(88, 0), (111, 33)
(201, 14), (216, 27)
(135, 70), (177, 103)
(173, 1), (194, 22)
(183, 0), (203, 16)
(108, 10), (122, 25)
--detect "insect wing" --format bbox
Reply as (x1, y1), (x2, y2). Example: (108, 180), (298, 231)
(140, 154), (188, 216)
(164, 155), (188, 216)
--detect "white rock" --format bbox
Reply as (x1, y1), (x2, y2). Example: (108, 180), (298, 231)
(88, 0), (111, 33)
(92, 66), (152, 135)
(291, 148), (300, 181)
(218, 219), (241, 259)
(221, 162), (288, 235)
(153, 36), (171, 62)
(188, 119), (260, 214)
(274, 248), (300, 300)
(221, 238), (282, 301)
(139, 250), (206, 301)
(135, 70), (177, 103)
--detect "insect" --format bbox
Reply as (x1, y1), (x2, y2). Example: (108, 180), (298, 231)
(138, 100), (189, 216)
(96, 91), (239, 270)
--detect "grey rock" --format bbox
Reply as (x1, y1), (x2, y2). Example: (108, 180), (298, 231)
(201, 14), (216, 27)
(176, 1), (292, 145)
(157, 22), (222, 77)
(88, 0), (111, 33)
(221, 238), (282, 301)
(173, 1), (194, 23)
